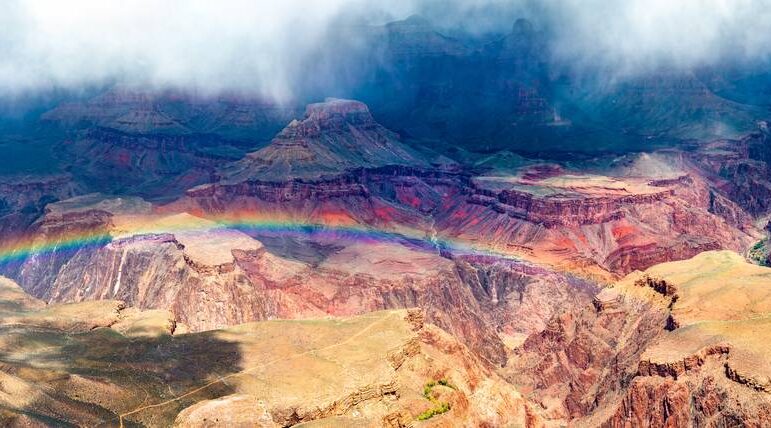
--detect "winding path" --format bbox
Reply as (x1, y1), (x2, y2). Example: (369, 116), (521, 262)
(115, 312), (398, 427)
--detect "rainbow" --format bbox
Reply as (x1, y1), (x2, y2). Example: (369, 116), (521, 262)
(0, 211), (521, 266)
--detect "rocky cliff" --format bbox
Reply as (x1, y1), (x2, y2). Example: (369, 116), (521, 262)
(0, 174), (81, 237)
(687, 129), (771, 216)
(181, 146), (756, 280)
(438, 169), (756, 277)
(510, 251), (771, 426)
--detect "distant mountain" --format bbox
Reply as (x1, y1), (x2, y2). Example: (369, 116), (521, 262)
(301, 16), (771, 156)
(42, 86), (298, 142)
(223, 98), (426, 181)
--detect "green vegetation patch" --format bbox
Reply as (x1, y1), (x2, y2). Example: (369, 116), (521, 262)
(418, 401), (451, 421)
(748, 238), (770, 267)
(417, 378), (454, 421)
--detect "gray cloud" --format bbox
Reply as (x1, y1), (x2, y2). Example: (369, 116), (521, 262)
(0, 0), (416, 100)
(544, 0), (771, 77)
(1, 0), (771, 100)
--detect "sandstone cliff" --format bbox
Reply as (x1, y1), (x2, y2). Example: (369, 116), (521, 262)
(510, 251), (771, 426)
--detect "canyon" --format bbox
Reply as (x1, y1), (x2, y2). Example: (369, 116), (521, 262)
(0, 276), (536, 427)
(1, 95), (770, 426)
(2, 12), (771, 425)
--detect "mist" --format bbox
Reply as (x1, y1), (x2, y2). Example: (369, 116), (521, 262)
(1, 0), (771, 101)
(0, 0), (416, 101)
(544, 0), (771, 77)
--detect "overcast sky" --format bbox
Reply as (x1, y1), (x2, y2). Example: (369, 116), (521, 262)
(1, 0), (770, 100)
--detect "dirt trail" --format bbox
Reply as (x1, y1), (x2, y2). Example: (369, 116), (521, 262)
(114, 312), (398, 428)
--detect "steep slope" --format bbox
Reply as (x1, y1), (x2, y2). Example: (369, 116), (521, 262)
(223, 98), (426, 181)
(509, 251), (771, 426)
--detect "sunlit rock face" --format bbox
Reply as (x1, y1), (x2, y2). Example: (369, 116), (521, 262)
(506, 251), (771, 426)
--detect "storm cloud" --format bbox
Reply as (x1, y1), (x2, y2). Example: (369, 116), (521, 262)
(1, 0), (771, 99)
(544, 0), (771, 77)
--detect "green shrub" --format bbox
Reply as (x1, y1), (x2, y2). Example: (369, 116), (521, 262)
(417, 402), (451, 421)
(423, 385), (432, 399)
(748, 239), (770, 267)
(417, 379), (453, 420)
(437, 378), (455, 389)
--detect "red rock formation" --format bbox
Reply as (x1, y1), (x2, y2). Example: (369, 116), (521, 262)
(601, 360), (771, 427)
(513, 252), (771, 426)
(686, 130), (771, 216)
(468, 183), (672, 228)
(0, 175), (81, 236)
(439, 172), (755, 277)
(223, 98), (425, 181)
(508, 294), (669, 420)
(6, 196), (599, 368)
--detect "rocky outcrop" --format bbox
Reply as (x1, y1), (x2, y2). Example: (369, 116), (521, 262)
(0, 175), (81, 237)
(517, 252), (771, 426)
(266, 381), (400, 426)
(223, 99), (425, 182)
(633, 274), (678, 298)
(63, 127), (224, 199)
(725, 362), (771, 393)
(468, 182), (673, 228)
(637, 344), (730, 379)
(601, 374), (771, 427)
(508, 292), (669, 421)
(687, 130), (771, 216)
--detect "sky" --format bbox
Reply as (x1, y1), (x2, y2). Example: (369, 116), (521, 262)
(1, 0), (770, 100)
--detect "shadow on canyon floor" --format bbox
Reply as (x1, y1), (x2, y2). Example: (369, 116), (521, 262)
(0, 324), (243, 427)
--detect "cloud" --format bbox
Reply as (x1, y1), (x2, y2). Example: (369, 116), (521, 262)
(0, 0), (415, 100)
(544, 0), (771, 76)
(1, 0), (771, 100)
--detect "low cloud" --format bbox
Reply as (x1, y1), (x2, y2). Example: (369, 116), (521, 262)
(0, 0), (414, 100)
(1, 0), (770, 100)
(545, 0), (771, 77)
